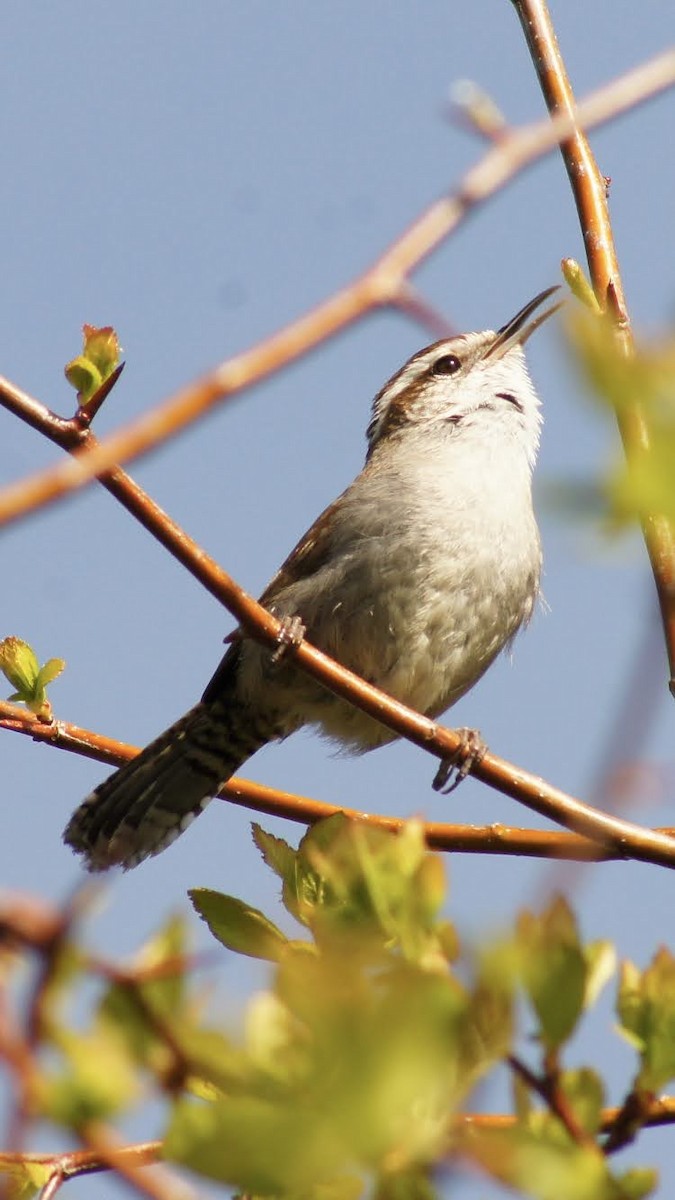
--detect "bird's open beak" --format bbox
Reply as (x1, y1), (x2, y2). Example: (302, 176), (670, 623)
(484, 286), (563, 360)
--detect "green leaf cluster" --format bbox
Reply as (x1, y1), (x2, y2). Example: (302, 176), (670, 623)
(618, 947), (675, 1093)
(0, 636), (65, 719)
(177, 817), (503, 1196)
(2, 820), (673, 1199)
(166, 822), (651, 1200)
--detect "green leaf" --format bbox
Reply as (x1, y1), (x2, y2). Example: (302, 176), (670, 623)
(613, 1167), (658, 1199)
(293, 816), (448, 967)
(458, 977), (513, 1084)
(569, 314), (675, 527)
(559, 1068), (604, 1136)
(65, 324), (122, 406)
(173, 1025), (245, 1095)
(0, 637), (65, 718)
(41, 1026), (139, 1127)
(0, 1159), (53, 1200)
(561, 258), (601, 312)
(134, 911), (188, 1014)
(35, 658), (66, 689)
(165, 1095), (346, 1194)
(98, 912), (191, 1067)
(466, 1125), (620, 1200)
(63, 357), (102, 404)
(517, 897), (587, 1051)
(189, 889), (289, 961)
(251, 822), (302, 920)
(251, 822), (296, 883)
(374, 1167), (438, 1200)
(0, 637), (40, 693)
(584, 940), (616, 1008)
(608, 430), (675, 523)
(313, 1175), (365, 1200)
(243, 990), (302, 1080)
(616, 948), (675, 1091)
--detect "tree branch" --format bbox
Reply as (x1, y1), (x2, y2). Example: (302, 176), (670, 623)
(3, 701), (675, 868)
(0, 48), (673, 527)
(512, 0), (675, 693)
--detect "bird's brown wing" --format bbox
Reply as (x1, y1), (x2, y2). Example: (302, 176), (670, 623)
(201, 494), (344, 704)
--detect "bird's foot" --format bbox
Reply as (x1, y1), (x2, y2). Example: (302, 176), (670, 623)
(270, 614), (306, 665)
(432, 727), (486, 794)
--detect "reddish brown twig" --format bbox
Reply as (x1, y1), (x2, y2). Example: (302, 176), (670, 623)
(457, 1093), (675, 1137)
(76, 1124), (190, 1200)
(0, 1144), (164, 1199)
(512, 0), (675, 694)
(507, 1052), (597, 1150)
(1, 58), (674, 869)
(0, 50), (673, 527)
(5, 404), (675, 866)
(3, 700), (675, 868)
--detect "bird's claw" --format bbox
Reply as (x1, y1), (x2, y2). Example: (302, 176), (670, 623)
(270, 614), (306, 666)
(432, 727), (486, 794)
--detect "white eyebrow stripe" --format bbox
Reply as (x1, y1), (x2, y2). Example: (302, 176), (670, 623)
(380, 359), (424, 402)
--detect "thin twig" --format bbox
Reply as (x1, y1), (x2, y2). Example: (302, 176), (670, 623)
(3, 701), (675, 867)
(3, 429), (675, 867)
(3, 1141), (171, 1200)
(457, 1093), (675, 1135)
(1, 55), (675, 870)
(533, 598), (665, 899)
(38, 1174), (64, 1200)
(94, 965), (192, 1094)
(507, 1053), (597, 1150)
(0, 49), (673, 526)
(77, 1123), (193, 1200)
(0, 991), (39, 1157)
(511, 0), (675, 691)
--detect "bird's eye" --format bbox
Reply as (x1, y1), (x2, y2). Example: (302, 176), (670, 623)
(431, 354), (461, 377)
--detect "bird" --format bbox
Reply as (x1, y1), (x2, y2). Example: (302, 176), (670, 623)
(64, 286), (561, 871)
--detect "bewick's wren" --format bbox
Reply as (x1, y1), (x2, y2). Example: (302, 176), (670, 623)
(64, 287), (560, 871)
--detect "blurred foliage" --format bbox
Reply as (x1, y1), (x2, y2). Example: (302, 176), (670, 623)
(0, 817), (673, 1198)
(565, 311), (675, 530)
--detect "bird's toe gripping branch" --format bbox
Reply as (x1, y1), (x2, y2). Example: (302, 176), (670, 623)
(432, 727), (487, 794)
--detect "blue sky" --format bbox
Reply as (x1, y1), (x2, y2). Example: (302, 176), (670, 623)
(2, 3), (674, 1195)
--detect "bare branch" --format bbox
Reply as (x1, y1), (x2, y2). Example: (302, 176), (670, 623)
(3, 701), (675, 868)
(0, 48), (673, 527)
(457, 1093), (675, 1137)
(512, 0), (675, 692)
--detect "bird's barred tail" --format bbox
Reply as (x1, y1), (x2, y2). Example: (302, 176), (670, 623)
(63, 699), (273, 871)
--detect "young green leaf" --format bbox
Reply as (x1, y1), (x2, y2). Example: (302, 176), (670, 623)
(189, 889), (289, 961)
(65, 324), (121, 407)
(617, 948), (675, 1091)
(517, 897), (587, 1051)
(561, 258), (601, 312)
(466, 1123), (648, 1200)
(251, 822), (296, 884)
(165, 1094), (346, 1194)
(612, 1167), (658, 1200)
(558, 1068), (605, 1136)
(0, 637), (65, 719)
(0, 1158), (53, 1200)
(41, 1026), (139, 1127)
